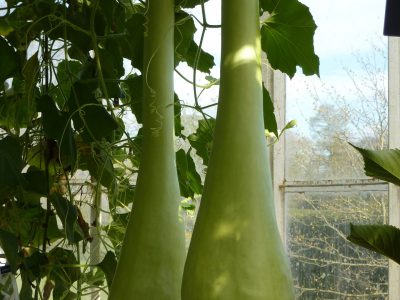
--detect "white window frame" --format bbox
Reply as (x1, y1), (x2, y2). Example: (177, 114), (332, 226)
(267, 36), (400, 299)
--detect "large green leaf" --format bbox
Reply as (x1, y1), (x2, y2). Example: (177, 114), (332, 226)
(351, 145), (400, 186)
(0, 36), (19, 83)
(176, 149), (203, 198)
(188, 118), (215, 165)
(348, 224), (400, 265)
(260, 0), (319, 78)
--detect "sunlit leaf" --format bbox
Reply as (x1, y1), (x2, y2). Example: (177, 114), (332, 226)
(260, 0), (319, 78)
(351, 145), (400, 186)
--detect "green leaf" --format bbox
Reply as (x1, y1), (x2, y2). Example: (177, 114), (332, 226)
(347, 224), (400, 264)
(98, 47), (124, 89)
(0, 36), (19, 83)
(121, 13), (145, 70)
(176, 149), (203, 198)
(96, 251), (117, 288)
(0, 204), (44, 245)
(184, 41), (215, 74)
(0, 18), (14, 35)
(262, 86), (278, 137)
(181, 202), (196, 211)
(55, 60), (82, 106)
(47, 247), (80, 299)
(351, 145), (400, 186)
(188, 118), (215, 165)
(99, 0), (126, 34)
(0, 73), (38, 130)
(22, 166), (47, 195)
(23, 52), (40, 109)
(0, 136), (23, 191)
(175, 12), (196, 64)
(174, 12), (215, 73)
(260, 0), (319, 78)
(106, 213), (130, 256)
(20, 269), (33, 300)
(109, 183), (135, 209)
(68, 81), (119, 142)
(37, 95), (77, 169)
(0, 274), (17, 299)
(0, 229), (19, 273)
(82, 146), (116, 189)
(22, 251), (47, 279)
(123, 74), (143, 123)
(174, 93), (183, 136)
(49, 193), (80, 243)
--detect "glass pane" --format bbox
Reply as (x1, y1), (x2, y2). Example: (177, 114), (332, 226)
(286, 191), (389, 299)
(285, 0), (388, 181)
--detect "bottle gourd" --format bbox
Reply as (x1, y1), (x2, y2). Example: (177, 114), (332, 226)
(181, 0), (295, 299)
(109, 0), (186, 298)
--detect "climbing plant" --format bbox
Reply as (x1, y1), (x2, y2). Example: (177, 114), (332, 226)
(0, 0), (318, 298)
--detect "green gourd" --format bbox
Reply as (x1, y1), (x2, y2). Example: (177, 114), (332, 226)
(181, 0), (295, 299)
(109, 0), (186, 298)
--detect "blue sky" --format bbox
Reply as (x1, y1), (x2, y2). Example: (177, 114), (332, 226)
(286, 0), (387, 138)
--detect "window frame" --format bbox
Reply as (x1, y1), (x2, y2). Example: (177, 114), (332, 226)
(268, 36), (400, 299)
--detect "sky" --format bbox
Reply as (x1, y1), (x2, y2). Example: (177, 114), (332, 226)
(286, 0), (387, 133)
